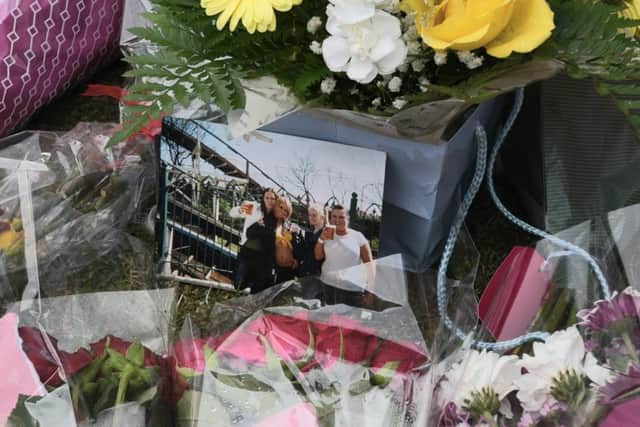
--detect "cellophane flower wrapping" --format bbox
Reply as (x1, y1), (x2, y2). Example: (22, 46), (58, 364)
(0, 123), (174, 426)
(429, 203), (640, 426)
(168, 248), (489, 427)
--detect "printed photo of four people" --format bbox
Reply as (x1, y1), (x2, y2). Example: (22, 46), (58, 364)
(159, 119), (386, 306)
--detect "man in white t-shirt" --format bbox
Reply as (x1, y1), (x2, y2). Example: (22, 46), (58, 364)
(314, 205), (374, 304)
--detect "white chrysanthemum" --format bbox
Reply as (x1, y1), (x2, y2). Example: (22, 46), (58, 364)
(515, 327), (611, 413)
(321, 0), (408, 84)
(307, 16), (323, 33)
(320, 77), (337, 94)
(407, 40), (421, 56)
(419, 76), (430, 92)
(392, 97), (407, 109)
(388, 76), (402, 92)
(434, 51), (448, 66)
(457, 51), (484, 70)
(438, 350), (521, 410)
(310, 41), (323, 54)
(411, 59), (425, 72)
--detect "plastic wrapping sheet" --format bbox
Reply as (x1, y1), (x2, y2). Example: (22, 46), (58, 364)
(0, 124), (171, 426)
(170, 263), (435, 426)
(166, 240), (483, 426)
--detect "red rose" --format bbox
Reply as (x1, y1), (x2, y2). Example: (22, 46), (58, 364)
(370, 340), (428, 374)
(19, 327), (92, 386)
(89, 335), (160, 366)
(247, 312), (313, 362)
(313, 317), (378, 369)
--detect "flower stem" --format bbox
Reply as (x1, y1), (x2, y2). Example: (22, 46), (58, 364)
(622, 332), (639, 365)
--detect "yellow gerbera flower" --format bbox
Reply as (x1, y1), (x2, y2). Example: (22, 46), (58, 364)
(620, 0), (640, 38)
(201, 0), (303, 33)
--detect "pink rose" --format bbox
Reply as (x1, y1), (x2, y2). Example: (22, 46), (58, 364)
(173, 338), (208, 372)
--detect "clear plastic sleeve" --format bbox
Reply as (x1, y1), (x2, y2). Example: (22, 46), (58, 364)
(0, 123), (171, 426)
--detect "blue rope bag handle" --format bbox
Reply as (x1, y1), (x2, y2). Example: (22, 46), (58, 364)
(436, 88), (611, 352)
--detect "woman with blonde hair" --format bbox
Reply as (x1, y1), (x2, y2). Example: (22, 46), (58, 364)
(273, 195), (298, 283)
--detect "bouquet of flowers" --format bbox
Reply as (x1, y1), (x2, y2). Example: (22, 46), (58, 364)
(113, 0), (640, 143)
(432, 287), (640, 426)
(8, 329), (169, 426)
(171, 304), (430, 426)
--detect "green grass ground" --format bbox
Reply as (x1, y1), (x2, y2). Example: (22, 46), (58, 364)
(22, 58), (535, 299)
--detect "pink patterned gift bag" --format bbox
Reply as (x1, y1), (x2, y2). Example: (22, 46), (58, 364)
(0, 0), (124, 137)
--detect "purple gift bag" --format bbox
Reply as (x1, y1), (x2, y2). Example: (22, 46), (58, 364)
(0, 0), (125, 137)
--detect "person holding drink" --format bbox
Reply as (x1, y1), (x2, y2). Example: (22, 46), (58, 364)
(233, 188), (278, 293)
(291, 203), (326, 299)
(273, 196), (298, 283)
(314, 204), (374, 305)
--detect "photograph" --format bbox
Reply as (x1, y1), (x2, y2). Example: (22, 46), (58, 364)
(157, 117), (387, 297)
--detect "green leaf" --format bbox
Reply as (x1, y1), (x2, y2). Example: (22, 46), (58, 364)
(107, 114), (151, 147)
(127, 82), (170, 94)
(93, 378), (118, 415)
(204, 343), (220, 371)
(126, 342), (145, 367)
(7, 395), (42, 427)
(177, 366), (201, 378)
(172, 83), (191, 108)
(371, 361), (400, 387)
(123, 67), (178, 79)
(125, 52), (185, 67)
(135, 385), (158, 405)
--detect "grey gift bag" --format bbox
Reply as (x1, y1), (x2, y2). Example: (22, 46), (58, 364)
(263, 96), (506, 269)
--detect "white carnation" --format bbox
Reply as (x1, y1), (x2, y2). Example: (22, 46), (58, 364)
(321, 0), (408, 84)
(307, 16), (323, 34)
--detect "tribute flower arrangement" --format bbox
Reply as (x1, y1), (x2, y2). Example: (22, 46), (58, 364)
(113, 0), (640, 143)
(8, 286), (640, 425)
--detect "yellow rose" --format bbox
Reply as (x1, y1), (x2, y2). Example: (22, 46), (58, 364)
(403, 0), (555, 58)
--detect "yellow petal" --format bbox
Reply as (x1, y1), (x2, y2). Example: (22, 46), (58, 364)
(215, 0), (239, 29)
(242, 4), (254, 29)
(620, 0), (640, 37)
(424, 0), (515, 51)
(485, 0), (554, 58)
(271, 0), (293, 12)
(203, 0), (231, 15)
(228, 0), (247, 31)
